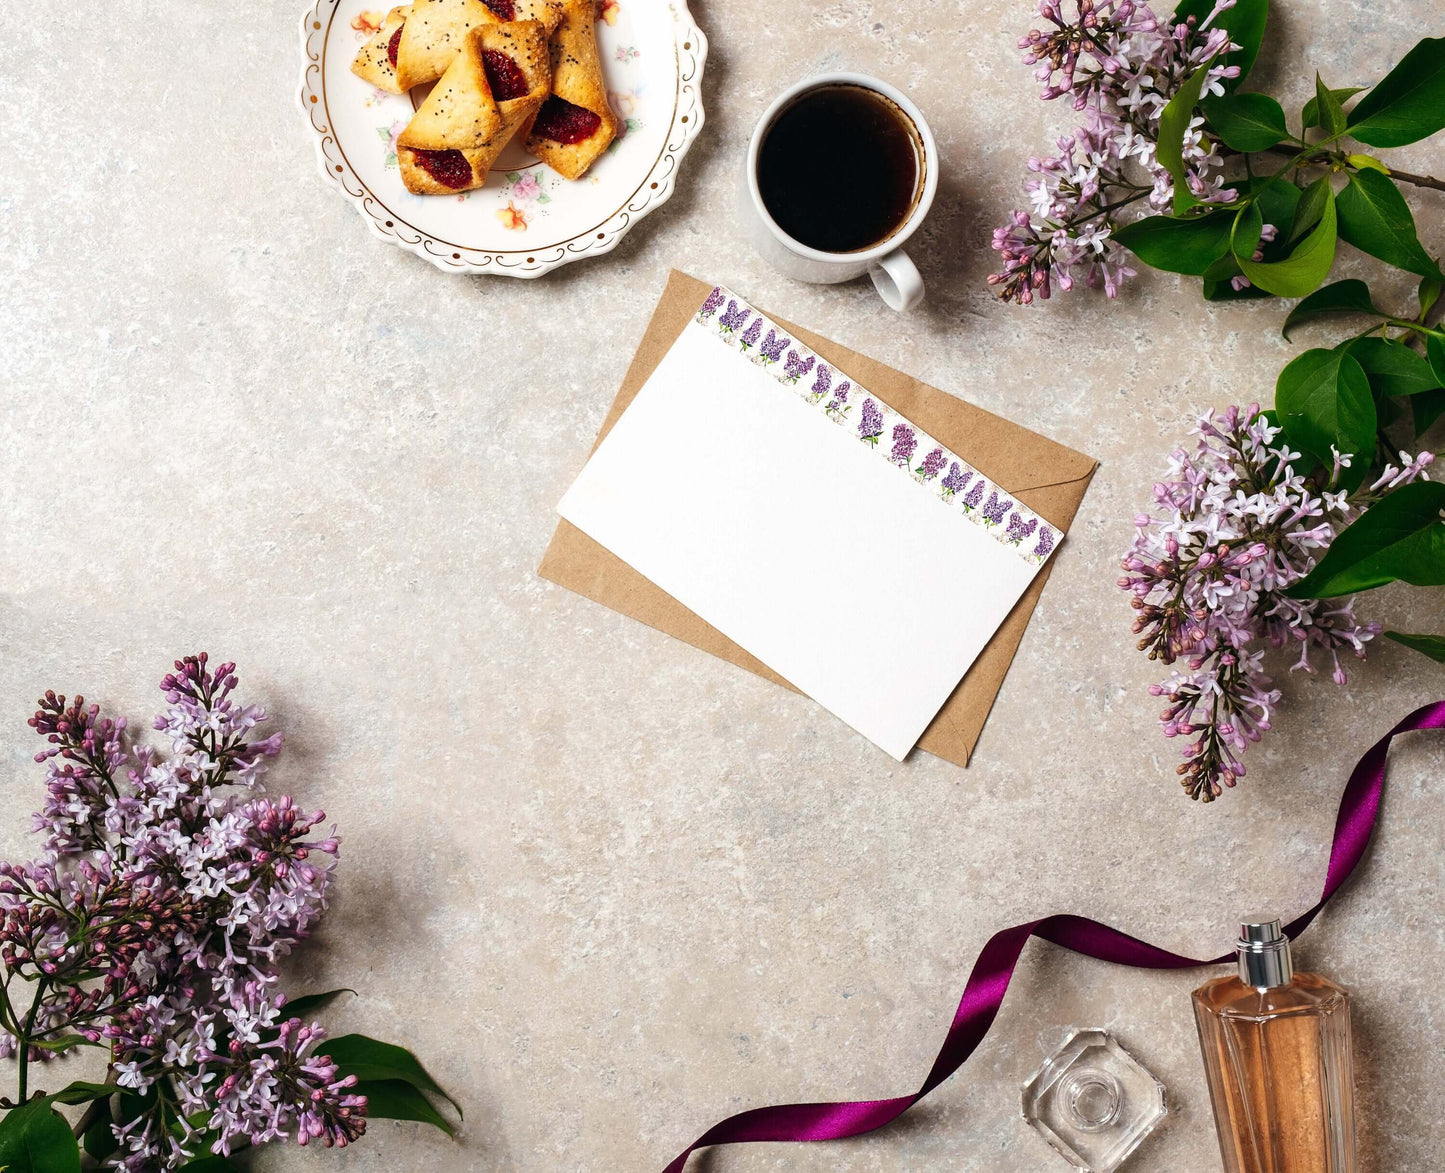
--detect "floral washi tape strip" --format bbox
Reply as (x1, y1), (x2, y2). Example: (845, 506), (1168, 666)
(693, 286), (1062, 564)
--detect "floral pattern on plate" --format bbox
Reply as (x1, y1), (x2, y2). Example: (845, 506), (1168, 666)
(695, 286), (1062, 564)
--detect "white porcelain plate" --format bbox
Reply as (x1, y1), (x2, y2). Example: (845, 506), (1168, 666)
(298, 0), (706, 276)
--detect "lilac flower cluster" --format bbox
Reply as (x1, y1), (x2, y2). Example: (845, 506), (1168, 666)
(890, 423), (918, 467)
(810, 364), (832, 402)
(858, 399), (884, 445)
(990, 0), (1242, 303)
(0, 655), (365, 1167)
(917, 447), (947, 482)
(783, 349), (815, 383)
(1034, 527), (1057, 560)
(1007, 514), (1040, 545)
(739, 318), (763, 350)
(717, 299), (749, 333)
(981, 491), (1014, 526)
(1120, 406), (1434, 800)
(941, 463), (973, 497)
(824, 381), (851, 417)
(759, 329), (791, 365)
(697, 286), (725, 321)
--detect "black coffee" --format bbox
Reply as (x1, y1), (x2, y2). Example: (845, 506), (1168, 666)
(757, 85), (921, 254)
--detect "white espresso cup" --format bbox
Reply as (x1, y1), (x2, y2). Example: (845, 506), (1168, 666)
(741, 73), (938, 312)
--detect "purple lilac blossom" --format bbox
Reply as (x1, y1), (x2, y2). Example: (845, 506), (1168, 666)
(698, 286), (725, 320)
(782, 350), (815, 382)
(963, 479), (986, 510)
(989, 0), (1244, 303)
(718, 300), (749, 333)
(810, 364), (832, 401)
(1119, 403), (1434, 801)
(890, 424), (918, 467)
(758, 329), (792, 364)
(825, 381), (852, 415)
(858, 398), (884, 445)
(941, 462), (973, 497)
(1033, 527), (1056, 559)
(917, 447), (947, 481)
(981, 491), (1014, 525)
(1006, 514), (1039, 544)
(2, 655), (366, 1167)
(739, 318), (762, 350)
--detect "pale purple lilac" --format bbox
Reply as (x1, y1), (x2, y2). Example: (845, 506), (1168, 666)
(963, 479), (986, 510)
(810, 364), (832, 401)
(825, 381), (851, 416)
(1120, 405), (1435, 801)
(698, 286), (725, 320)
(858, 398), (884, 445)
(990, 0), (1242, 303)
(890, 424), (918, 467)
(718, 300), (749, 333)
(1, 655), (363, 1167)
(783, 349), (815, 382)
(1033, 527), (1056, 559)
(941, 462), (973, 497)
(739, 318), (762, 350)
(759, 328), (791, 364)
(1006, 514), (1039, 544)
(981, 491), (1014, 525)
(917, 447), (947, 481)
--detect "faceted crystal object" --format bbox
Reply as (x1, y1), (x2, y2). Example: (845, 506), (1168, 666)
(1021, 1028), (1167, 1172)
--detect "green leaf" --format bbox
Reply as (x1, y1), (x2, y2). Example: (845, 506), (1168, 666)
(25, 1035), (95, 1054)
(1287, 480), (1445, 597)
(1346, 337), (1442, 398)
(1345, 153), (1390, 174)
(1413, 388), (1445, 434)
(1172, 0), (1268, 89)
(47, 1082), (116, 1106)
(322, 1034), (462, 1118)
(353, 1079), (456, 1136)
(1386, 631), (1445, 662)
(1314, 74), (1348, 137)
(1287, 175), (1332, 244)
(1157, 66), (1211, 214)
(1112, 211), (1235, 274)
(1203, 92), (1289, 151)
(1420, 277), (1442, 320)
(279, 989), (356, 1022)
(1348, 37), (1445, 147)
(1303, 86), (1364, 129)
(1428, 334), (1445, 385)
(1235, 186), (1338, 297)
(0, 1098), (82, 1173)
(1274, 348), (1376, 475)
(1336, 169), (1445, 280)
(1282, 279), (1384, 339)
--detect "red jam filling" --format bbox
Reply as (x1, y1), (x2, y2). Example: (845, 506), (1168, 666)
(481, 50), (529, 101)
(482, 0), (515, 17)
(386, 23), (403, 67)
(530, 96), (603, 145)
(411, 148), (473, 189)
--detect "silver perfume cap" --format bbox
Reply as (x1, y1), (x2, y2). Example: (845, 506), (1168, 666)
(1237, 916), (1294, 989)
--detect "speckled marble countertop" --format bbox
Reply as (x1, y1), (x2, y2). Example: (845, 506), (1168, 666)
(2, 1), (1443, 1170)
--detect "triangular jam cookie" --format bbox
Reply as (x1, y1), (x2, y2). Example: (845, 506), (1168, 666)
(350, 5), (412, 93)
(396, 24), (503, 150)
(479, 0), (563, 33)
(397, 22), (550, 194)
(523, 0), (617, 180)
(392, 0), (497, 91)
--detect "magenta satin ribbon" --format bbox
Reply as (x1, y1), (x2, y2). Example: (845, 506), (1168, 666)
(663, 700), (1445, 1172)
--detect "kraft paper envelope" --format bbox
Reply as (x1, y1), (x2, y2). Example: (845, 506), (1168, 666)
(538, 270), (1099, 767)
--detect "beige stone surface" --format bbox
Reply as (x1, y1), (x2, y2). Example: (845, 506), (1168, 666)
(2, 1), (1443, 1171)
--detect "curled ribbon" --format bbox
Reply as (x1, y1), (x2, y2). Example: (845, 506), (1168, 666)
(664, 700), (1445, 1172)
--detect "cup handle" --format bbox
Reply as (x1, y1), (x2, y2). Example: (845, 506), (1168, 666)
(870, 249), (924, 312)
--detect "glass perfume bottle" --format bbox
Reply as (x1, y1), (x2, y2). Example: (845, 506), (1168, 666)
(1192, 917), (1356, 1173)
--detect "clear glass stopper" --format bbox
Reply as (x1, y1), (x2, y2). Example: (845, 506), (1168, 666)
(1021, 1027), (1167, 1172)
